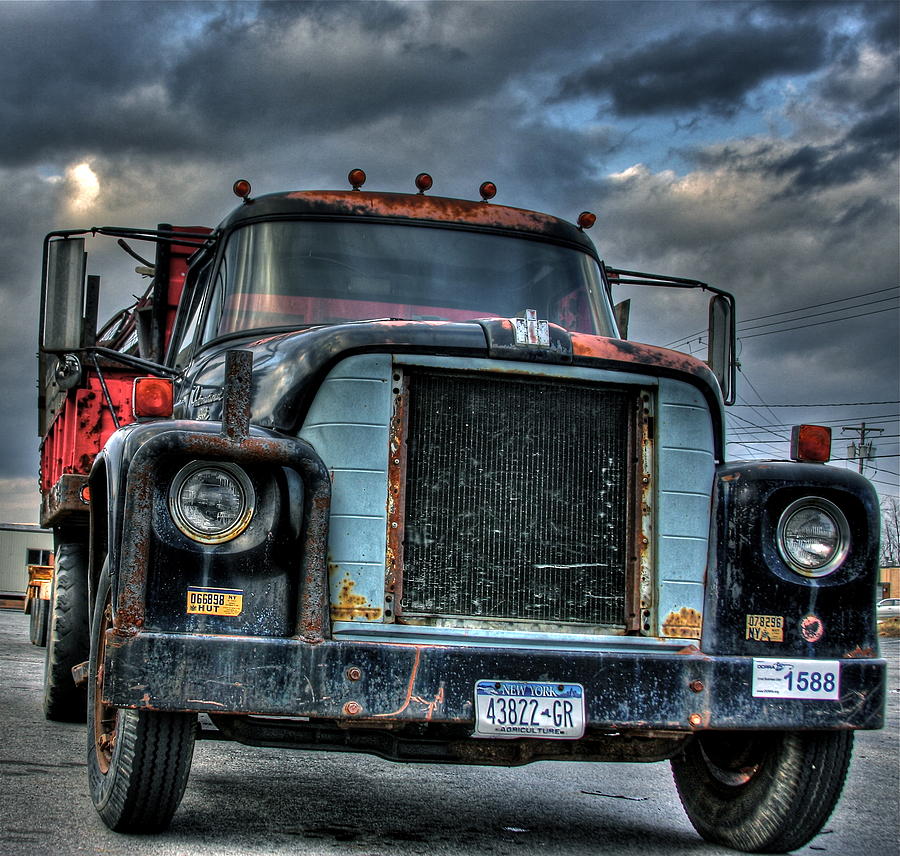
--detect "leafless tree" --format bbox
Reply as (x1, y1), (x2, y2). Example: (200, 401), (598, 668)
(881, 496), (900, 567)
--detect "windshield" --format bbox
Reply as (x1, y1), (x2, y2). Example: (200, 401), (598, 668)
(202, 220), (616, 340)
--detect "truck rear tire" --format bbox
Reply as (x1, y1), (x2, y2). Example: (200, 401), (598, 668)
(30, 597), (49, 647)
(671, 729), (853, 853)
(87, 570), (196, 832)
(43, 542), (90, 721)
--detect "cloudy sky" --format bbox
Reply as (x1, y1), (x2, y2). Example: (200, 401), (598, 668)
(0, 0), (897, 524)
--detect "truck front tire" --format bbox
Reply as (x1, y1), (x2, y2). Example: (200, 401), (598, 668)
(87, 569), (196, 832)
(671, 729), (853, 853)
(43, 542), (90, 721)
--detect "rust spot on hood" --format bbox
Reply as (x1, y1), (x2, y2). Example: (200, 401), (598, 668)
(572, 333), (715, 382)
(662, 607), (703, 639)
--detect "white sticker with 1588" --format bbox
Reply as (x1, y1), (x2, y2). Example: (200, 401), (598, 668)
(752, 658), (840, 700)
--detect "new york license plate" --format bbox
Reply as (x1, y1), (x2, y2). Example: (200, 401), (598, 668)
(474, 680), (585, 739)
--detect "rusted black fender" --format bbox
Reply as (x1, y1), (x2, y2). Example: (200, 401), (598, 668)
(702, 460), (882, 660)
(90, 420), (331, 641)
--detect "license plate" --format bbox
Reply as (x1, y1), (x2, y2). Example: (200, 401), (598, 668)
(186, 586), (243, 616)
(474, 680), (585, 739)
(752, 658), (840, 700)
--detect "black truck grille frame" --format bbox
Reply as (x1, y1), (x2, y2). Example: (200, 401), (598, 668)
(398, 370), (637, 627)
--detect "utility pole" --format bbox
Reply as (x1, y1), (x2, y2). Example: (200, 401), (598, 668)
(841, 422), (884, 475)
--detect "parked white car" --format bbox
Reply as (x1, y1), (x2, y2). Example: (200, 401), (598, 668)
(876, 598), (900, 620)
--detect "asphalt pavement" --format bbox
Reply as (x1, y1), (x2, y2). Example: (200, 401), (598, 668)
(1, 608), (897, 856)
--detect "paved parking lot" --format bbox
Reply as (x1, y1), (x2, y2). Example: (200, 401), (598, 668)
(1, 608), (897, 856)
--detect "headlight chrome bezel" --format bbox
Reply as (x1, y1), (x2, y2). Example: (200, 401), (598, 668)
(168, 460), (255, 544)
(776, 496), (850, 578)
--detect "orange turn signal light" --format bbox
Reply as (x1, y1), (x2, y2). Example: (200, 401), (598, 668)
(232, 179), (252, 200)
(133, 377), (174, 419)
(790, 425), (831, 463)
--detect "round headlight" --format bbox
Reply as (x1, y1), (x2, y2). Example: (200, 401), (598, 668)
(169, 461), (255, 543)
(777, 497), (850, 578)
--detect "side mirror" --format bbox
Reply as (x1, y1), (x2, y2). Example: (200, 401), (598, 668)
(707, 293), (735, 404)
(42, 238), (87, 352)
(613, 299), (631, 340)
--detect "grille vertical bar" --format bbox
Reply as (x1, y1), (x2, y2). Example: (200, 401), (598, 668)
(401, 371), (635, 626)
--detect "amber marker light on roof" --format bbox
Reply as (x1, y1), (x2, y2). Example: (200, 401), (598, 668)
(232, 179), (252, 201)
(790, 425), (832, 463)
(133, 377), (174, 419)
(348, 168), (367, 190)
(479, 181), (497, 202)
(415, 173), (433, 194)
(577, 211), (597, 230)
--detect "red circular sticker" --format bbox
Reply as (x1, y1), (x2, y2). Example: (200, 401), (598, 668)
(800, 614), (824, 643)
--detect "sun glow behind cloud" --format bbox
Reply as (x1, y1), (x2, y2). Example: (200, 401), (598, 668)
(65, 161), (100, 212)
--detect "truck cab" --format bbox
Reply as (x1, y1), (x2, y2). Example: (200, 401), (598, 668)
(37, 172), (884, 851)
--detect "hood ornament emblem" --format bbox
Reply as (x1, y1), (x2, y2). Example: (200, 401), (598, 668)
(513, 309), (550, 347)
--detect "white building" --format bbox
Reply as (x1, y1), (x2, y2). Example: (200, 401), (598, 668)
(0, 523), (53, 600)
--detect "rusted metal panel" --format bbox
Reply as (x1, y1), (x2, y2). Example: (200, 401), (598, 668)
(41, 473), (90, 528)
(385, 366), (408, 622)
(221, 349), (252, 442)
(571, 333), (720, 387)
(40, 370), (136, 499)
(662, 607), (704, 639)
(221, 190), (596, 254)
(629, 390), (654, 634)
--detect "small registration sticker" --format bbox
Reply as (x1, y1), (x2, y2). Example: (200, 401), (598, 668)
(752, 658), (840, 700)
(746, 614), (784, 642)
(186, 586), (243, 617)
(474, 680), (585, 739)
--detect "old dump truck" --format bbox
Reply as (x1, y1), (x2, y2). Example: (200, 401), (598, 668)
(37, 171), (884, 852)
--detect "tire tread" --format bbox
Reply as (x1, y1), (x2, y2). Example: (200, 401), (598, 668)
(44, 542), (90, 721)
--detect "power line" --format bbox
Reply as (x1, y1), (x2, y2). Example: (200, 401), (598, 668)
(738, 286), (899, 325)
(727, 435), (900, 443)
(739, 296), (898, 333)
(665, 285), (899, 348)
(727, 414), (899, 430)
(730, 400), (899, 407)
(739, 306), (896, 340)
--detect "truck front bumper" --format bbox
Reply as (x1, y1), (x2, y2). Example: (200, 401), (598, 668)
(103, 631), (885, 732)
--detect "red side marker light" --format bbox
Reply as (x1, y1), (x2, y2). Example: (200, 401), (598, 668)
(79, 485), (91, 504)
(577, 211), (596, 230)
(348, 168), (367, 190)
(790, 425), (831, 463)
(233, 179), (252, 202)
(415, 173), (433, 194)
(134, 377), (174, 419)
(479, 181), (497, 202)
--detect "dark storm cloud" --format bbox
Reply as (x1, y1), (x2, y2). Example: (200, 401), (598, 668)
(0, 0), (618, 165)
(0, 1), (210, 163)
(555, 21), (829, 116)
(775, 106), (899, 194)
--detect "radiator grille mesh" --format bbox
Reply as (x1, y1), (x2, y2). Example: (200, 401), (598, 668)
(401, 371), (634, 625)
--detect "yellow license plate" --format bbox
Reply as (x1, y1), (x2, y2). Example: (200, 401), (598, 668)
(186, 586), (243, 616)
